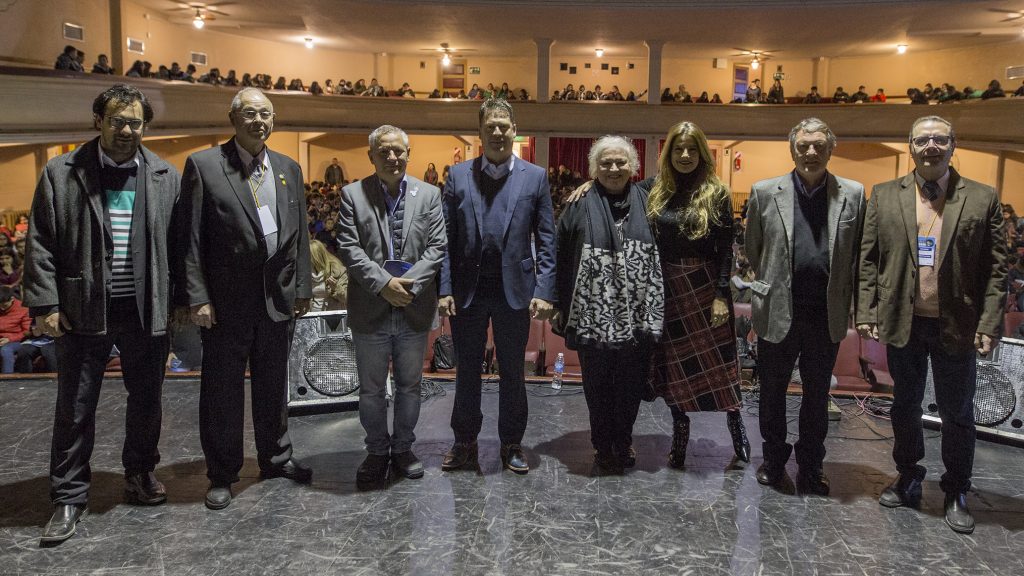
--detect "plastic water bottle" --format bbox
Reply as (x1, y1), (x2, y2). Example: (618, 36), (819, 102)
(551, 353), (565, 391)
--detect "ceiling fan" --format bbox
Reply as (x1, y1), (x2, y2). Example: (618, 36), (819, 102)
(168, 2), (234, 28)
(988, 8), (1024, 22)
(730, 48), (778, 70)
(418, 42), (478, 66)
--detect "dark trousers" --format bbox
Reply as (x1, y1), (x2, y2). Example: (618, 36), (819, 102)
(757, 310), (839, 470)
(14, 341), (58, 372)
(50, 298), (168, 505)
(887, 315), (976, 494)
(199, 310), (294, 485)
(450, 280), (530, 445)
(579, 344), (647, 453)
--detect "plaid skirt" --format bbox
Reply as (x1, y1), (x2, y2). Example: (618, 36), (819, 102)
(648, 258), (742, 411)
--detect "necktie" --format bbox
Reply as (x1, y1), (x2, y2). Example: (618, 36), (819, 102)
(922, 181), (940, 202)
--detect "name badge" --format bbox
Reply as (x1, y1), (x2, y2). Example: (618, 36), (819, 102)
(257, 204), (278, 236)
(918, 235), (936, 267)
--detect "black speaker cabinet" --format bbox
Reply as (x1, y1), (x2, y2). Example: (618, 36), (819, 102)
(923, 337), (1024, 445)
(287, 311), (360, 412)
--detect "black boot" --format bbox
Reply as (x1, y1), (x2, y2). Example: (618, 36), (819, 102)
(726, 410), (751, 462)
(668, 414), (690, 469)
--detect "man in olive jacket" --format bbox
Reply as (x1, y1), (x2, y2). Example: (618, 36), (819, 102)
(23, 84), (183, 544)
(857, 115), (1007, 535)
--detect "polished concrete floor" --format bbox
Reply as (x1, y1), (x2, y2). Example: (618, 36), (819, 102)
(1, 377), (1023, 576)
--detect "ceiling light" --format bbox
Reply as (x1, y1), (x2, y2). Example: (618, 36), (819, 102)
(192, 10), (204, 29)
(897, 44), (908, 54)
(304, 37), (314, 49)
(595, 48), (604, 58)
(442, 53), (451, 66)
(750, 57), (760, 70)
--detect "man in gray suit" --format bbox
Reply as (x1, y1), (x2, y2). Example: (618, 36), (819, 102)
(24, 84), (182, 544)
(745, 117), (865, 495)
(336, 125), (446, 488)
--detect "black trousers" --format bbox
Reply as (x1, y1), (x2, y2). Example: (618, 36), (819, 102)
(579, 344), (647, 454)
(450, 280), (530, 445)
(50, 298), (168, 505)
(757, 309), (839, 470)
(15, 341), (58, 372)
(199, 310), (294, 485)
(888, 315), (976, 494)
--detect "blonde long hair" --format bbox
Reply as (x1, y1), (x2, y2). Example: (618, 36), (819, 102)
(647, 121), (729, 240)
(309, 240), (348, 300)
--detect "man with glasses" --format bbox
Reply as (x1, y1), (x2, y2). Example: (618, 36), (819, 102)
(857, 115), (1007, 534)
(181, 87), (313, 510)
(23, 84), (182, 544)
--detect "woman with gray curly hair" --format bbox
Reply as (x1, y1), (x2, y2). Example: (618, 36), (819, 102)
(553, 136), (664, 474)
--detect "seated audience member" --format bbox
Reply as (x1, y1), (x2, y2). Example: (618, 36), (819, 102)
(125, 60), (145, 77)
(456, 89), (469, 99)
(363, 78), (385, 97)
(937, 83), (962, 103)
(315, 215), (340, 251)
(591, 85), (605, 100)
(605, 85), (625, 101)
(696, 91), (710, 103)
(561, 84), (577, 100)
(498, 83), (512, 99)
(54, 45), (82, 71)
(309, 81), (324, 95)
(274, 76), (287, 90)
(832, 86), (850, 103)
(428, 89), (442, 98)
(766, 80), (785, 103)
(155, 65), (170, 80)
(576, 85), (589, 100)
(309, 240), (348, 312)
(182, 64), (197, 82)
(745, 79), (762, 103)
(981, 79), (1006, 99)
(168, 62), (185, 80)
(483, 83), (497, 99)
(851, 85), (870, 103)
(322, 79), (334, 94)
(731, 259), (755, 304)
(962, 85), (982, 99)
(468, 83), (481, 99)
(14, 330), (56, 373)
(141, 61), (153, 77)
(198, 67), (222, 85)
(91, 54), (114, 74)
(921, 83), (936, 100)
(223, 70), (239, 86)
(353, 79), (367, 93)
(517, 88), (530, 100)
(0, 250), (21, 297)
(398, 82), (416, 97)
(0, 286), (30, 373)
(240, 73), (253, 87)
(711, 93), (723, 103)
(1014, 80), (1024, 97)
(908, 88), (929, 105)
(14, 215), (28, 239)
(803, 86), (822, 104)
(870, 88), (886, 102)
(675, 84), (691, 102)
(661, 88), (674, 102)
(1008, 255), (1024, 312)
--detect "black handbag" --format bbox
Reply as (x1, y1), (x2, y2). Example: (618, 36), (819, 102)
(432, 324), (456, 370)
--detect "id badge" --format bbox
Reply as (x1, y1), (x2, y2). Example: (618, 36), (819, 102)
(257, 204), (278, 236)
(917, 235), (936, 267)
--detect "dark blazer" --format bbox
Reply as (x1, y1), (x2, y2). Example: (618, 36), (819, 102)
(439, 156), (556, 310)
(23, 137), (182, 336)
(745, 172), (866, 343)
(336, 174), (446, 333)
(182, 139), (312, 322)
(856, 169), (1007, 354)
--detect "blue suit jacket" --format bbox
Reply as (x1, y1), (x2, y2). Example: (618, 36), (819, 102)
(439, 156), (556, 310)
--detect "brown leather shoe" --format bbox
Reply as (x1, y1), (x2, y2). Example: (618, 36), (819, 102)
(441, 441), (478, 471)
(500, 443), (529, 474)
(124, 472), (167, 505)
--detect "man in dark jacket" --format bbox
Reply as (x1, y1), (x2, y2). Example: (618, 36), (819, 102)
(24, 84), (183, 545)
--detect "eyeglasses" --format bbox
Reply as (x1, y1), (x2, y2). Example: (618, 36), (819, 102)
(239, 109), (274, 121)
(912, 135), (952, 147)
(107, 117), (145, 131)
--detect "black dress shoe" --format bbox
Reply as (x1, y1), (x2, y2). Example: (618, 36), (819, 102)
(944, 492), (975, 534)
(391, 451), (424, 479)
(726, 410), (752, 463)
(619, 445), (637, 469)
(593, 449), (624, 475)
(357, 454), (392, 488)
(441, 441), (478, 471)
(878, 474), (923, 508)
(124, 471), (167, 505)
(796, 469), (831, 496)
(40, 504), (87, 544)
(260, 458), (312, 484)
(500, 444), (529, 474)
(205, 484), (232, 510)
(756, 462), (795, 494)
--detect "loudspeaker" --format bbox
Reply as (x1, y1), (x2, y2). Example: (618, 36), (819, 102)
(287, 311), (360, 412)
(922, 337), (1024, 444)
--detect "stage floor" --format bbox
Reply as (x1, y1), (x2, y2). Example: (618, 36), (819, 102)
(1, 378), (1022, 576)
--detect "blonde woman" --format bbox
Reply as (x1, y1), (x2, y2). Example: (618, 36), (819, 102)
(309, 239), (348, 312)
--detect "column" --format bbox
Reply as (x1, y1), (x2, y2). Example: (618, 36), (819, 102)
(109, 0), (124, 74)
(645, 40), (666, 105)
(644, 137), (658, 179)
(535, 38), (553, 103)
(534, 136), (549, 170)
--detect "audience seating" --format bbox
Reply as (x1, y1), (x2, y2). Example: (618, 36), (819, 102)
(859, 337), (894, 393)
(543, 327), (581, 377)
(1004, 311), (1024, 338)
(832, 328), (873, 392)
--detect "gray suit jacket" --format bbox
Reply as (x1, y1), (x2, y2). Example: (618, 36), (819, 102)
(336, 174), (446, 333)
(744, 172), (866, 343)
(23, 137), (183, 336)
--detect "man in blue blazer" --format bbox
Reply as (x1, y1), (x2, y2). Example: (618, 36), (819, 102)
(438, 99), (556, 474)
